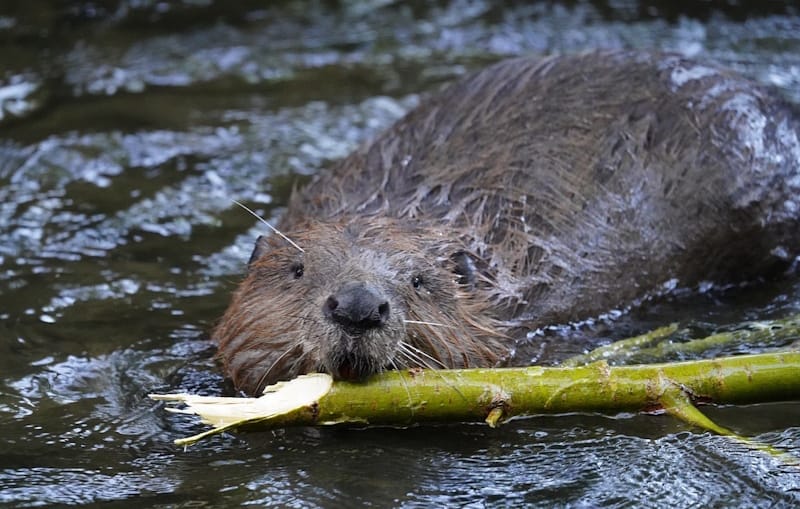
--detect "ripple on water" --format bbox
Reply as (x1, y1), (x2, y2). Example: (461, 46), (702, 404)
(390, 424), (800, 508)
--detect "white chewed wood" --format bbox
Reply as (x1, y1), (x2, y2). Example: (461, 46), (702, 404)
(150, 373), (333, 440)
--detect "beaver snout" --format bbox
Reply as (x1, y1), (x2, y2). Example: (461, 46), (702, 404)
(323, 281), (391, 331)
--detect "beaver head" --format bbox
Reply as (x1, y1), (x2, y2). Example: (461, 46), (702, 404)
(213, 217), (510, 395)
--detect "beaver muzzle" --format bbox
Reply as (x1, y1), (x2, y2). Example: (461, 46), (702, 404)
(323, 281), (391, 331)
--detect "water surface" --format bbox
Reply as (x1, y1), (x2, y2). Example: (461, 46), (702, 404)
(1, 1), (799, 507)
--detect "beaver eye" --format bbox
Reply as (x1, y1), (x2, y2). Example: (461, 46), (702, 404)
(411, 275), (423, 289)
(290, 262), (304, 279)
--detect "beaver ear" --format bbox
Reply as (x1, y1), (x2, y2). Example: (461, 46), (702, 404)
(450, 250), (477, 288)
(247, 235), (270, 268)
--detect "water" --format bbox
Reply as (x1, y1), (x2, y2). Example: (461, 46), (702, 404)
(1, 1), (799, 507)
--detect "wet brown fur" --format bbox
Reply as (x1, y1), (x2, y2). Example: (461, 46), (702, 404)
(216, 52), (800, 395)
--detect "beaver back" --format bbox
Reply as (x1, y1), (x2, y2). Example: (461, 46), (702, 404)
(289, 51), (800, 324)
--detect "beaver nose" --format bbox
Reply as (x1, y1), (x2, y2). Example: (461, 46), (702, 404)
(324, 282), (390, 330)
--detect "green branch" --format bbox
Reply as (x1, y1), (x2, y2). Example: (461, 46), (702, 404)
(564, 314), (800, 366)
(152, 351), (800, 447)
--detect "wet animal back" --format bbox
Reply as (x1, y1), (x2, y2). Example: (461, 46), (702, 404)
(291, 52), (800, 322)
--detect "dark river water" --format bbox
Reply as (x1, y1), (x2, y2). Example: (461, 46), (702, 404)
(1, 1), (799, 507)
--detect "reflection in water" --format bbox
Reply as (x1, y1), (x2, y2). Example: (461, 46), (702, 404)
(1, 1), (799, 507)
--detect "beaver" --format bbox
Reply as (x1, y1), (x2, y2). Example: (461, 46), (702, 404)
(214, 51), (800, 395)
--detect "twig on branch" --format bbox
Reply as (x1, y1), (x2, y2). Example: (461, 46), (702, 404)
(564, 314), (800, 366)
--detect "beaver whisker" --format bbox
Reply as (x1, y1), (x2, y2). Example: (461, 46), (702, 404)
(397, 341), (448, 370)
(403, 330), (446, 367)
(394, 344), (432, 370)
(403, 319), (455, 328)
(232, 199), (304, 253)
(395, 344), (470, 402)
(254, 342), (309, 394)
(409, 319), (464, 367)
(412, 327), (461, 369)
